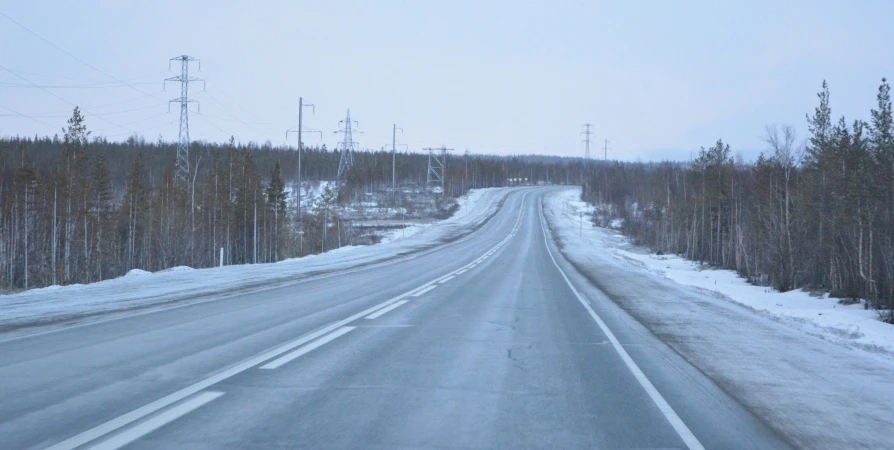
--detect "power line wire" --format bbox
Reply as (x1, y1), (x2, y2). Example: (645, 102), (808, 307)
(104, 120), (175, 139)
(0, 12), (167, 103)
(0, 80), (161, 89)
(5, 93), (162, 117)
(93, 112), (170, 132)
(0, 103), (59, 131)
(216, 87), (264, 122)
(0, 13), (259, 142)
(0, 63), (136, 134)
(194, 114), (236, 140)
(197, 113), (271, 125)
(200, 91), (263, 135)
(1, 68), (167, 83)
(0, 102), (166, 118)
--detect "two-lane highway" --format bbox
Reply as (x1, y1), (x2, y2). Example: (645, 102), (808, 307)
(0, 188), (791, 449)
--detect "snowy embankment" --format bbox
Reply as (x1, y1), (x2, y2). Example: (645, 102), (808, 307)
(545, 187), (894, 449)
(556, 190), (894, 355)
(377, 192), (480, 244)
(0, 188), (513, 331)
(284, 180), (334, 211)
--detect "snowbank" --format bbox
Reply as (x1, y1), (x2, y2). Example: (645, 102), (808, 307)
(378, 222), (426, 244)
(555, 189), (894, 356)
(545, 187), (894, 449)
(377, 188), (494, 244)
(0, 188), (514, 331)
(284, 180), (336, 214)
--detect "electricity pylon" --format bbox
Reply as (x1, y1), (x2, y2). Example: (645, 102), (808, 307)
(165, 55), (204, 183)
(425, 146), (453, 193)
(581, 123), (593, 162)
(335, 109), (359, 181)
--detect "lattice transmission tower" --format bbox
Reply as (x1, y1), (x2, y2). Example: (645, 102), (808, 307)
(581, 123), (593, 162)
(335, 109), (359, 181)
(165, 55), (204, 183)
(425, 146), (453, 193)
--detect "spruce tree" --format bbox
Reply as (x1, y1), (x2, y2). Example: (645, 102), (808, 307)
(267, 160), (287, 260)
(91, 154), (114, 279)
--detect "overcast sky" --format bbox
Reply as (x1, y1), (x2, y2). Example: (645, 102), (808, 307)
(1, 0), (892, 161)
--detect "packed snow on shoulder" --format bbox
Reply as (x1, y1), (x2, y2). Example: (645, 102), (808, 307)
(125, 269), (152, 277)
(284, 180), (336, 212)
(545, 187), (894, 449)
(553, 188), (894, 355)
(377, 188), (498, 244)
(0, 187), (514, 331)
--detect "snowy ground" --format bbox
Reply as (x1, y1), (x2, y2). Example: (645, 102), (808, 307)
(0, 188), (514, 332)
(285, 180), (335, 212)
(556, 190), (894, 357)
(377, 189), (489, 244)
(545, 187), (894, 449)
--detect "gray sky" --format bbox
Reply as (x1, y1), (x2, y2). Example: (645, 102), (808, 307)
(1, 0), (892, 161)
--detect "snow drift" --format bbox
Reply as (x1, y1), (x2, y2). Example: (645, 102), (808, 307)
(0, 188), (514, 331)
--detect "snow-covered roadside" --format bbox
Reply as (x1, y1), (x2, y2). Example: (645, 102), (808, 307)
(0, 188), (514, 331)
(555, 189), (894, 356)
(378, 188), (488, 244)
(545, 187), (894, 449)
(285, 180), (335, 212)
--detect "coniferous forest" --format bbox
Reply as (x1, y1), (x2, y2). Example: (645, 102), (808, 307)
(5, 77), (894, 326)
(582, 80), (894, 322)
(0, 109), (585, 293)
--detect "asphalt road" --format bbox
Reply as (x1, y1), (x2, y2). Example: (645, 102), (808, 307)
(0, 188), (792, 449)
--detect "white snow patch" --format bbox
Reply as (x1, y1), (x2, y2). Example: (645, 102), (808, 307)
(125, 269), (151, 277)
(555, 189), (894, 356)
(545, 187), (894, 448)
(287, 180), (336, 212)
(0, 188), (515, 331)
(627, 253), (891, 352)
(378, 223), (426, 244)
(377, 188), (498, 244)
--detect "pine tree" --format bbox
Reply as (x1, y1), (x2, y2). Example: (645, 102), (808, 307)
(266, 160), (287, 261)
(803, 81), (835, 288)
(233, 149), (263, 264)
(869, 78), (894, 313)
(61, 107), (90, 284)
(90, 154), (115, 280)
(121, 153), (149, 271)
(14, 146), (38, 289)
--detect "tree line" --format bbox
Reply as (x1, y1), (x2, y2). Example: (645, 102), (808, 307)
(582, 79), (894, 322)
(0, 114), (585, 293)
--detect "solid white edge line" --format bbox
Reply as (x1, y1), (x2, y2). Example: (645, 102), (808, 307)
(87, 391), (224, 450)
(46, 191), (530, 450)
(538, 201), (705, 450)
(364, 300), (409, 320)
(439, 276), (455, 284)
(260, 326), (355, 370)
(0, 192), (530, 346)
(455, 269), (468, 275)
(411, 285), (437, 297)
(44, 295), (405, 450)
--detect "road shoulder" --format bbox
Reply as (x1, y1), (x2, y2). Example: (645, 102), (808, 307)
(542, 187), (894, 449)
(0, 188), (518, 336)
